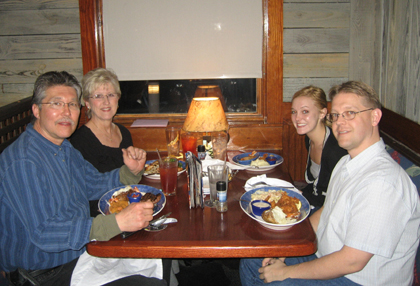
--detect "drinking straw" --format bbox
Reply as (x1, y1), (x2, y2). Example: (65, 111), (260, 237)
(156, 148), (163, 164)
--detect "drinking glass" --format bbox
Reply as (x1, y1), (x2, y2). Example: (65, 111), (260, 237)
(165, 126), (181, 157)
(181, 131), (198, 159)
(211, 131), (228, 160)
(159, 157), (178, 196)
(206, 164), (228, 208)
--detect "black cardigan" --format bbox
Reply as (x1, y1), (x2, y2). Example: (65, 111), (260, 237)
(301, 127), (347, 207)
(70, 123), (133, 173)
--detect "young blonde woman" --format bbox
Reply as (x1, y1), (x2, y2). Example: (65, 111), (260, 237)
(291, 86), (347, 210)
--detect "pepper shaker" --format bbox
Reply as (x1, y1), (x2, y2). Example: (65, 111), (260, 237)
(197, 145), (206, 160)
(216, 181), (228, 212)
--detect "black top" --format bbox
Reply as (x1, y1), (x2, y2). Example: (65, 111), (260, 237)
(302, 126), (348, 207)
(70, 123), (133, 173)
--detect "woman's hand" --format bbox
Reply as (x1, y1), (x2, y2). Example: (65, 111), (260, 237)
(122, 147), (147, 175)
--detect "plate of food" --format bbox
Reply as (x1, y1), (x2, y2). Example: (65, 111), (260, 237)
(239, 186), (310, 230)
(231, 152), (283, 171)
(98, 184), (166, 216)
(144, 159), (186, 180)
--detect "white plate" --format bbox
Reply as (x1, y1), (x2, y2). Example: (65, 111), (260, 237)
(239, 187), (310, 230)
(99, 184), (166, 216)
(144, 159), (186, 180)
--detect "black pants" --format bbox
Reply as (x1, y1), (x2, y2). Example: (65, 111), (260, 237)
(8, 258), (171, 286)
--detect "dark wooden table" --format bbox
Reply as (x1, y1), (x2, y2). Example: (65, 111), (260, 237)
(86, 151), (317, 259)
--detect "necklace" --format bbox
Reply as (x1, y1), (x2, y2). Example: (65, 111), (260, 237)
(91, 121), (114, 142)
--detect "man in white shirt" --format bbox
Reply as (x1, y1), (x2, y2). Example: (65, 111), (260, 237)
(240, 81), (420, 285)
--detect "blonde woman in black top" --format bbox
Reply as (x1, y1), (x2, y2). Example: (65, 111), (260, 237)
(71, 68), (134, 215)
(291, 86), (347, 210)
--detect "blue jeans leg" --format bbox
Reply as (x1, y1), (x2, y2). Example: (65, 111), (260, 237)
(240, 256), (360, 286)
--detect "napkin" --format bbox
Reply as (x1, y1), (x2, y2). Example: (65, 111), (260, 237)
(244, 174), (301, 193)
(201, 158), (247, 171)
(71, 251), (162, 286)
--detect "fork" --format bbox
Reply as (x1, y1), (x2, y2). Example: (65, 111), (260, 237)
(247, 181), (294, 188)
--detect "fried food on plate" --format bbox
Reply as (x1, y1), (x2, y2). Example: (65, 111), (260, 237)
(108, 186), (162, 214)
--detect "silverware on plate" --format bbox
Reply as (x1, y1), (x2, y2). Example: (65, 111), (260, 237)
(121, 212), (173, 238)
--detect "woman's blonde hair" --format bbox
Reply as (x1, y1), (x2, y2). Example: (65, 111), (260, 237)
(82, 68), (121, 118)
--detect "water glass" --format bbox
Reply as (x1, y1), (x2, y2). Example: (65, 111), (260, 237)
(211, 131), (228, 160)
(159, 157), (178, 196)
(206, 164), (228, 208)
(165, 126), (181, 157)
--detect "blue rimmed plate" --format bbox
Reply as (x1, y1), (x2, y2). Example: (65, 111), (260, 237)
(99, 184), (166, 216)
(231, 152), (284, 171)
(239, 186), (310, 230)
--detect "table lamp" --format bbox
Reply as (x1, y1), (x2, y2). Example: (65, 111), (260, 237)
(182, 97), (229, 159)
(183, 97), (228, 133)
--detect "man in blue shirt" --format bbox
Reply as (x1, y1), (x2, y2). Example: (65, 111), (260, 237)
(0, 71), (166, 285)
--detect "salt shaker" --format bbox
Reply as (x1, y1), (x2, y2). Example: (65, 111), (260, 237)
(197, 145), (206, 160)
(216, 181), (228, 212)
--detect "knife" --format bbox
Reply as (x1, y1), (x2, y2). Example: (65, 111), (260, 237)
(121, 212), (172, 239)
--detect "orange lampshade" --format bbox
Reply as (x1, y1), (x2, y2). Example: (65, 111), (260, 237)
(183, 97), (228, 132)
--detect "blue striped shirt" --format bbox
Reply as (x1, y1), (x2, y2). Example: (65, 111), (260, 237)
(0, 124), (123, 272)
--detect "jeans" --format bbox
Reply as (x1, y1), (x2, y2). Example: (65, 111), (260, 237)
(240, 255), (360, 286)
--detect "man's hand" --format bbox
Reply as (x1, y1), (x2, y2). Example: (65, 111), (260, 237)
(122, 147), (147, 176)
(259, 258), (290, 283)
(115, 201), (154, 232)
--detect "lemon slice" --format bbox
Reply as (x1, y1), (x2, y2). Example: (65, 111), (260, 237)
(296, 201), (301, 210)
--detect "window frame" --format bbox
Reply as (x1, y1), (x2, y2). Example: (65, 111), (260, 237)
(78, 0), (283, 126)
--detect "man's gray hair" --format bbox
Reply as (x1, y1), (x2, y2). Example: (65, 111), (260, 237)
(31, 71), (82, 123)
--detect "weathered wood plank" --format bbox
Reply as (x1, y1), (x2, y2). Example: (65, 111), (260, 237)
(284, 53), (349, 78)
(0, 0), (78, 11)
(0, 83), (34, 95)
(405, 0), (420, 122)
(349, 0), (382, 91)
(284, 3), (350, 28)
(381, 0), (410, 114)
(284, 0), (349, 3)
(283, 77), (348, 102)
(0, 59), (83, 84)
(284, 28), (349, 53)
(0, 9), (81, 36)
(0, 35), (81, 60)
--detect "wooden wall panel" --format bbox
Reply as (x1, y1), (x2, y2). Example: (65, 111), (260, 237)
(281, 102), (307, 182)
(0, 35), (81, 60)
(0, 59), (83, 83)
(0, 9), (81, 36)
(283, 1), (350, 104)
(284, 3), (350, 28)
(128, 125), (284, 152)
(0, 0), (78, 11)
(283, 28), (349, 53)
(0, 0), (83, 106)
(283, 78), (347, 101)
(349, 0), (382, 91)
(381, 0), (420, 123)
(284, 54), (348, 78)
